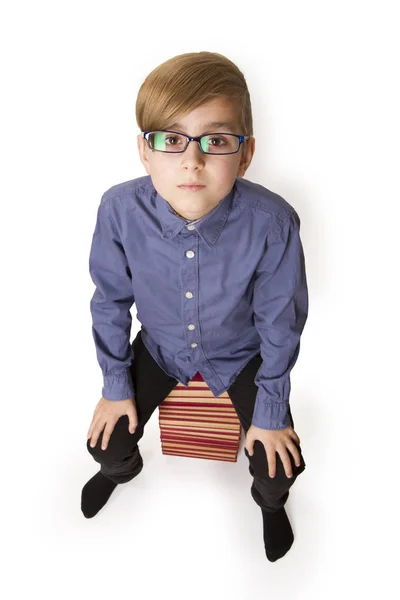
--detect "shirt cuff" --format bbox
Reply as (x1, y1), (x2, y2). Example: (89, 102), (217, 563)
(102, 368), (135, 401)
(251, 398), (291, 430)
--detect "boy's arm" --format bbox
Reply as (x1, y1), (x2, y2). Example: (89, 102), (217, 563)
(89, 197), (135, 401)
(251, 208), (309, 430)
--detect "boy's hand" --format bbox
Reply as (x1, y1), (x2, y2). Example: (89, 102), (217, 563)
(87, 397), (138, 451)
(245, 424), (302, 479)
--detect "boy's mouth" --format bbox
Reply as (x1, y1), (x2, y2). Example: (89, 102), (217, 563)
(178, 184), (206, 191)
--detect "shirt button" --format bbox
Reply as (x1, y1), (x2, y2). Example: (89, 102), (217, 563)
(185, 291), (193, 298)
(191, 343), (197, 348)
(186, 250), (195, 258)
(188, 324), (195, 330)
(187, 225), (195, 230)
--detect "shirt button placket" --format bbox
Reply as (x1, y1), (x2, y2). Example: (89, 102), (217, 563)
(185, 241), (197, 352)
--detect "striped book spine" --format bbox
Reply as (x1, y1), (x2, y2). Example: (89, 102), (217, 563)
(159, 371), (241, 462)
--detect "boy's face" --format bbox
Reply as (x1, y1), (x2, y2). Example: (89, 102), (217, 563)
(137, 96), (255, 220)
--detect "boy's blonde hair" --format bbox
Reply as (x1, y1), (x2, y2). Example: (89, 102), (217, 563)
(135, 51), (253, 137)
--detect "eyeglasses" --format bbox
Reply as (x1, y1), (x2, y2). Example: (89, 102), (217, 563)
(142, 130), (249, 155)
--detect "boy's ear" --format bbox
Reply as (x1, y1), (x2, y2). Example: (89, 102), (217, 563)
(137, 134), (151, 174)
(137, 133), (144, 155)
(237, 136), (255, 178)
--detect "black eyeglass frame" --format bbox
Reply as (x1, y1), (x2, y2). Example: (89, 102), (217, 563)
(142, 130), (249, 155)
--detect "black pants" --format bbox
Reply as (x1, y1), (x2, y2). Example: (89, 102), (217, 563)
(87, 329), (306, 513)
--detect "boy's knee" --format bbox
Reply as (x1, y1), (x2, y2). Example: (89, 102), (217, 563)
(86, 436), (124, 467)
(86, 436), (111, 462)
(247, 440), (306, 482)
(86, 415), (136, 463)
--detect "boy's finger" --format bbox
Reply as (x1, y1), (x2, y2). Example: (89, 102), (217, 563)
(290, 444), (302, 467)
(281, 449), (293, 478)
(288, 430), (300, 445)
(101, 419), (118, 450)
(266, 448), (276, 478)
(101, 428), (112, 450)
(87, 417), (100, 441)
(89, 422), (105, 448)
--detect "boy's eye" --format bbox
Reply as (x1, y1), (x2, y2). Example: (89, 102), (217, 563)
(165, 135), (182, 146)
(208, 136), (226, 146)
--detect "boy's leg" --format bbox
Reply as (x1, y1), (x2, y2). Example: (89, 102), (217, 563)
(227, 353), (306, 513)
(86, 329), (179, 484)
(227, 353), (307, 560)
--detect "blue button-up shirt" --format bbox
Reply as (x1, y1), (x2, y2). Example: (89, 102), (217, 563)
(88, 175), (309, 430)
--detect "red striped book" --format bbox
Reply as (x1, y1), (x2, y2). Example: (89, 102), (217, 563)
(159, 372), (242, 462)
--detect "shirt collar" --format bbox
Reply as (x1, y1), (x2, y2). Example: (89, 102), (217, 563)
(154, 182), (236, 248)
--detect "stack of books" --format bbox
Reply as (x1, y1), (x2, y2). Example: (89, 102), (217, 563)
(159, 371), (242, 462)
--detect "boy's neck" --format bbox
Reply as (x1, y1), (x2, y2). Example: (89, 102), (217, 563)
(169, 204), (207, 222)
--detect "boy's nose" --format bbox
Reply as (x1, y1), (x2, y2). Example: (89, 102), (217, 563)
(181, 139), (205, 165)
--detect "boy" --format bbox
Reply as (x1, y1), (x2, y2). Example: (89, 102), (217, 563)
(82, 51), (308, 562)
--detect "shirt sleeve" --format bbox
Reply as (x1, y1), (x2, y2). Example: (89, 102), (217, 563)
(251, 209), (309, 430)
(89, 197), (136, 401)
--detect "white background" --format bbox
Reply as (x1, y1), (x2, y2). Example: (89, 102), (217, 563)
(1, 0), (398, 598)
